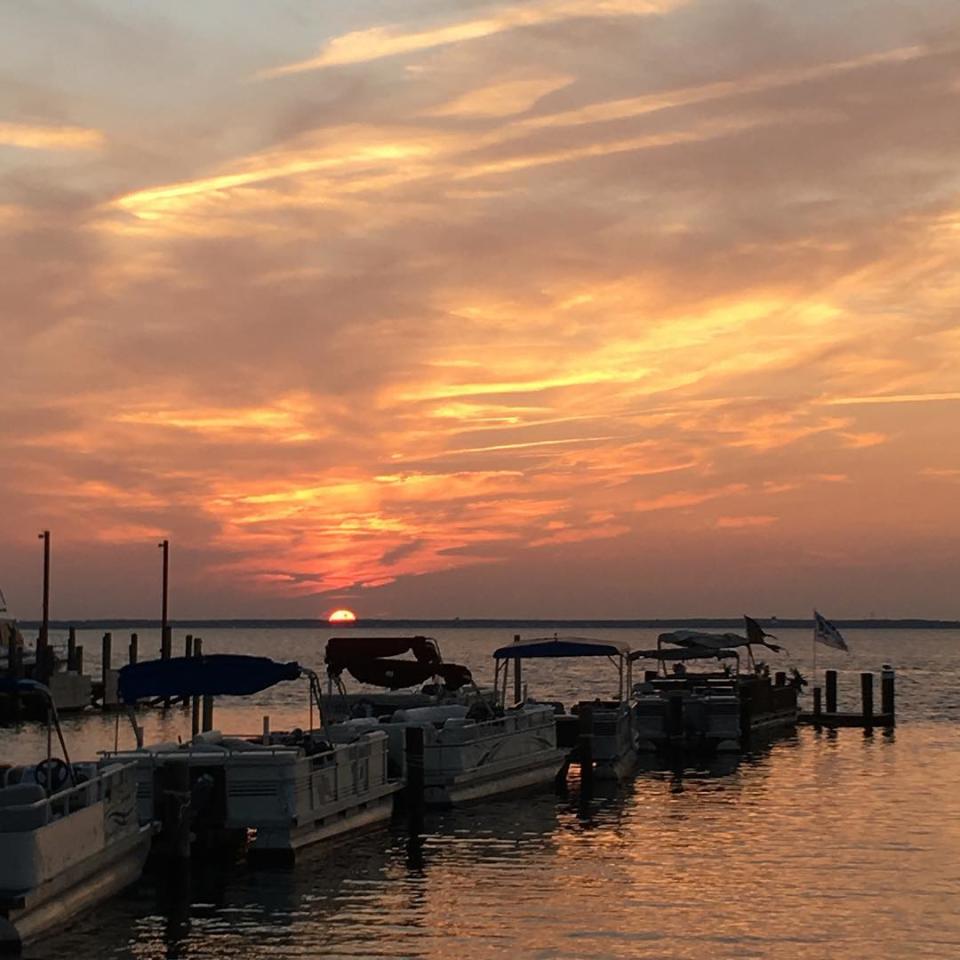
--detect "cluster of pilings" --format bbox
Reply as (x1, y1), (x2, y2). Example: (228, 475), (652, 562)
(800, 666), (896, 730)
(96, 630), (212, 732)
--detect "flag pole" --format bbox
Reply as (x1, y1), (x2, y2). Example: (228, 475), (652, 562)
(811, 610), (817, 691)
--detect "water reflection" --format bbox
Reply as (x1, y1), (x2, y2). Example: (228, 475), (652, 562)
(8, 629), (960, 959)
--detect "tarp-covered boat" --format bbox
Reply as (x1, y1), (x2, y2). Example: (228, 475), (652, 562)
(107, 654), (400, 859)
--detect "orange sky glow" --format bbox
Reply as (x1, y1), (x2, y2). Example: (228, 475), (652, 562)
(1, 1), (959, 619)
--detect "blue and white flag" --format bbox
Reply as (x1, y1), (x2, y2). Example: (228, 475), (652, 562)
(813, 610), (849, 652)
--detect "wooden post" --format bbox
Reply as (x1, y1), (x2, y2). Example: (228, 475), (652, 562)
(101, 632), (112, 697)
(181, 634), (193, 709)
(774, 671), (786, 687)
(513, 634), (522, 706)
(813, 687), (822, 721)
(67, 627), (77, 672)
(74, 644), (83, 677)
(161, 625), (172, 708)
(158, 760), (192, 860)
(191, 637), (202, 737)
(881, 665), (895, 723)
(860, 672), (874, 730)
(191, 695), (201, 738)
(6, 625), (20, 680)
(578, 704), (594, 796)
(404, 725), (425, 815)
(37, 531), (50, 670)
(825, 670), (838, 714)
(201, 694), (214, 732)
(129, 633), (138, 665)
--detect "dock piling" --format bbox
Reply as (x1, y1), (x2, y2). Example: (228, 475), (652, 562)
(860, 672), (874, 731)
(191, 637), (202, 737)
(158, 760), (192, 860)
(181, 635), (193, 709)
(6, 626), (20, 680)
(67, 627), (77, 672)
(578, 704), (594, 796)
(825, 670), (838, 714)
(813, 687), (822, 721)
(101, 632), (112, 689)
(405, 725), (425, 843)
(161, 625), (172, 708)
(129, 632), (138, 665)
(201, 694), (214, 732)
(881, 665), (895, 723)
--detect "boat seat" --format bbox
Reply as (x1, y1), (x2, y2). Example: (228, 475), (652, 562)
(0, 783), (46, 807)
(0, 783), (48, 832)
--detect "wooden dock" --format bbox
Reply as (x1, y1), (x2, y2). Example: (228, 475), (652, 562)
(799, 667), (896, 729)
(798, 711), (894, 728)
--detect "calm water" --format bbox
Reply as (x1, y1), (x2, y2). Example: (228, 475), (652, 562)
(3, 627), (959, 959)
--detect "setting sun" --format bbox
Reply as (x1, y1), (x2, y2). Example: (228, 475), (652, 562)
(328, 608), (357, 624)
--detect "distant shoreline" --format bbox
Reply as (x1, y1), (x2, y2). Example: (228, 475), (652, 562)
(14, 617), (960, 630)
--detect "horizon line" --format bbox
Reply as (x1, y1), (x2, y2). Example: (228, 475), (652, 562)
(12, 616), (960, 630)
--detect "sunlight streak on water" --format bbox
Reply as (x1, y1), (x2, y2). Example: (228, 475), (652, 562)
(4, 628), (960, 959)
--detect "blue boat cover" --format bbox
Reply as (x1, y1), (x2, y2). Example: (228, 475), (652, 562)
(118, 655), (302, 703)
(493, 636), (630, 659)
(0, 677), (50, 696)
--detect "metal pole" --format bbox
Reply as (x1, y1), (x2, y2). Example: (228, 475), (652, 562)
(38, 530), (50, 666)
(159, 538), (169, 641)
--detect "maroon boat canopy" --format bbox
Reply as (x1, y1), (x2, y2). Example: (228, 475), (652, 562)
(325, 636), (472, 691)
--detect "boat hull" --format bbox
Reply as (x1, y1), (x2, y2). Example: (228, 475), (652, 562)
(0, 823), (151, 954)
(425, 748), (567, 807)
(249, 781), (399, 858)
(634, 675), (798, 754)
(109, 729), (402, 860)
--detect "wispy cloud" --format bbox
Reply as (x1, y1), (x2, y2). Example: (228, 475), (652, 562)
(0, 121), (104, 151)
(517, 46), (928, 133)
(258, 0), (685, 77)
(823, 392), (960, 405)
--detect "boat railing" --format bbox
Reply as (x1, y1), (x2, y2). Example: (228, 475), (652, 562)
(106, 728), (387, 762)
(0, 763), (129, 832)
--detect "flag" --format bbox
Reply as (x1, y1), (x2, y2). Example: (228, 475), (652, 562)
(743, 615), (783, 652)
(813, 610), (849, 651)
(744, 615), (774, 644)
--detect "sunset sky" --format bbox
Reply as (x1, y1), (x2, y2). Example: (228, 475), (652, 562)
(2, 0), (959, 620)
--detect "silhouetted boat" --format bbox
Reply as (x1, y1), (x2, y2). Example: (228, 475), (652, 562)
(493, 636), (638, 780)
(325, 637), (566, 805)
(0, 679), (151, 954)
(632, 630), (800, 753)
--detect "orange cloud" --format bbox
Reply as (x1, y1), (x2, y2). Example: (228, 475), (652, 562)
(0, 121), (104, 151)
(715, 515), (779, 529)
